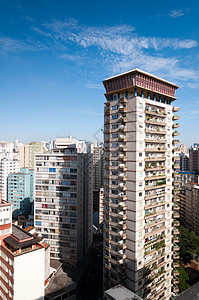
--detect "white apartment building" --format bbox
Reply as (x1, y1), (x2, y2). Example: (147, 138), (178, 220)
(0, 194), (48, 300)
(103, 69), (180, 299)
(0, 153), (20, 200)
(34, 145), (93, 265)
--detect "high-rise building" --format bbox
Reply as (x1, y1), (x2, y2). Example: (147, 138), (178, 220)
(189, 144), (199, 173)
(0, 153), (20, 200)
(179, 153), (189, 171)
(19, 142), (48, 169)
(103, 69), (180, 299)
(34, 145), (93, 265)
(92, 144), (104, 191)
(179, 182), (199, 234)
(7, 168), (34, 219)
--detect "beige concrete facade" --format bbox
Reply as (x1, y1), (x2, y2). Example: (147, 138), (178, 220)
(103, 69), (180, 299)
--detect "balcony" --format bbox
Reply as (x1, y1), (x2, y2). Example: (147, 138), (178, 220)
(173, 286), (179, 293)
(173, 123), (180, 128)
(173, 269), (179, 276)
(173, 228), (179, 235)
(173, 252), (180, 260)
(173, 139), (180, 144)
(173, 131), (180, 136)
(145, 119), (166, 126)
(173, 244), (180, 251)
(119, 97), (128, 103)
(173, 106), (180, 112)
(145, 156), (166, 162)
(118, 154), (127, 161)
(118, 212), (127, 220)
(118, 183), (127, 191)
(173, 212), (180, 218)
(105, 109), (110, 115)
(145, 147), (167, 152)
(173, 235), (179, 243)
(118, 125), (125, 132)
(173, 115), (180, 120)
(145, 138), (166, 143)
(119, 145), (127, 152)
(118, 116), (127, 123)
(118, 164), (127, 171)
(119, 135), (127, 141)
(118, 174), (127, 180)
(118, 106), (127, 112)
(145, 128), (167, 135)
(145, 108), (167, 117)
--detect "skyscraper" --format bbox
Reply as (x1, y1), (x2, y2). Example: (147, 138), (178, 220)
(103, 69), (180, 299)
(34, 145), (93, 265)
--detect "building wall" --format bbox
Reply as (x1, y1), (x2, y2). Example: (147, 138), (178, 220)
(34, 148), (93, 265)
(0, 156), (20, 201)
(13, 247), (45, 300)
(7, 172), (31, 218)
(103, 70), (179, 299)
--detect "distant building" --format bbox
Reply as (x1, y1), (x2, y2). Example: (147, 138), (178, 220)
(179, 153), (189, 171)
(19, 142), (48, 169)
(92, 144), (104, 191)
(180, 144), (188, 154)
(179, 182), (199, 234)
(189, 144), (199, 173)
(7, 168), (34, 219)
(34, 145), (93, 265)
(0, 152), (20, 200)
(0, 193), (49, 300)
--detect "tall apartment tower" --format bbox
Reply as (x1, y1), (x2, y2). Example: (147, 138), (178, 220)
(34, 145), (93, 265)
(103, 69), (180, 299)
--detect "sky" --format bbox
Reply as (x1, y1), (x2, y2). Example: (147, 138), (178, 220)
(0, 0), (198, 146)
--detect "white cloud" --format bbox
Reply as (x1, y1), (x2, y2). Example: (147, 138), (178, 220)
(169, 9), (189, 18)
(38, 19), (198, 85)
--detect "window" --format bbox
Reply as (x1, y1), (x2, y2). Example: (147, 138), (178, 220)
(139, 192), (142, 197)
(139, 153), (142, 157)
(112, 133), (118, 138)
(139, 162), (142, 167)
(112, 124), (118, 129)
(139, 172), (143, 177)
(125, 91), (128, 98)
(112, 105), (118, 110)
(112, 114), (118, 120)
(139, 182), (142, 187)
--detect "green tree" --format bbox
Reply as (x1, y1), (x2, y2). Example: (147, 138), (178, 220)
(179, 226), (199, 264)
(178, 265), (190, 293)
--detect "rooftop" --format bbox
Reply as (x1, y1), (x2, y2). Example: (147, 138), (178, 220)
(175, 281), (199, 300)
(104, 285), (143, 300)
(103, 68), (179, 88)
(4, 224), (40, 251)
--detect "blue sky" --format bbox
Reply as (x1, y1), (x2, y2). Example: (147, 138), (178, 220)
(0, 0), (198, 146)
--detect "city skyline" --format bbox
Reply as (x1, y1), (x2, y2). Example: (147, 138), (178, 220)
(0, 0), (198, 145)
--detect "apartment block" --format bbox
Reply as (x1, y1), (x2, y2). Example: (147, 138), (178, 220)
(0, 194), (48, 300)
(7, 168), (34, 219)
(103, 69), (180, 299)
(179, 182), (199, 234)
(0, 153), (20, 200)
(179, 153), (189, 171)
(34, 145), (93, 265)
(19, 142), (48, 169)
